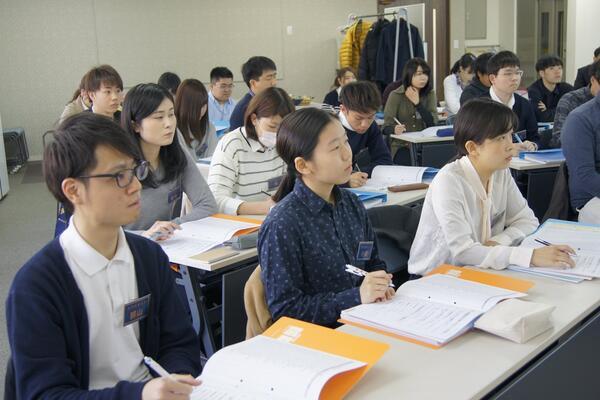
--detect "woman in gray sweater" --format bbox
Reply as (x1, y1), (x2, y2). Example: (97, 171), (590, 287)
(121, 83), (217, 240)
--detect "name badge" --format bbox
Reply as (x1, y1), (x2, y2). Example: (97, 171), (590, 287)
(356, 241), (374, 261)
(168, 186), (182, 204)
(267, 175), (284, 191)
(123, 294), (151, 327)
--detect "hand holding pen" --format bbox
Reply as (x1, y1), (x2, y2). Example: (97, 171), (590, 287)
(531, 238), (577, 269)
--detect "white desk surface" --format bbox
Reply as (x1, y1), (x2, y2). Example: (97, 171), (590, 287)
(378, 188), (427, 207)
(509, 157), (562, 171)
(391, 133), (455, 144)
(341, 268), (600, 400)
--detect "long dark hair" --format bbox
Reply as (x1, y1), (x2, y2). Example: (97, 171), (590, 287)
(121, 83), (187, 187)
(450, 53), (476, 74)
(272, 108), (338, 202)
(454, 98), (518, 157)
(401, 57), (432, 96)
(175, 79), (210, 148)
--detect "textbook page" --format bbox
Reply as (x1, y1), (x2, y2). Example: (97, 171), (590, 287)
(191, 335), (366, 400)
(364, 165), (428, 190)
(160, 216), (259, 266)
(398, 274), (527, 312)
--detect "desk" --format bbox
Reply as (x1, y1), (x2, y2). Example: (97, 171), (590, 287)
(377, 188), (428, 208)
(391, 133), (456, 168)
(509, 158), (561, 220)
(341, 269), (600, 399)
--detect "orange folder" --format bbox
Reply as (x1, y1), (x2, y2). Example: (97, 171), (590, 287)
(212, 213), (262, 236)
(428, 264), (535, 293)
(263, 317), (389, 400)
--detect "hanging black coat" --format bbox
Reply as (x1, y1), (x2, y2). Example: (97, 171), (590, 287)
(375, 19), (425, 86)
(358, 19), (390, 84)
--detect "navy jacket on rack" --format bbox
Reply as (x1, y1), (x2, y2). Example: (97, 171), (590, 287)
(358, 19), (390, 89)
(375, 19), (424, 86)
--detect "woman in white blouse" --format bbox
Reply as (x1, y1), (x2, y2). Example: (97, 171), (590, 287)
(443, 53), (476, 116)
(408, 98), (575, 276)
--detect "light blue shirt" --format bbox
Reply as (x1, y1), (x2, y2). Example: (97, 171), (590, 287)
(208, 91), (237, 123)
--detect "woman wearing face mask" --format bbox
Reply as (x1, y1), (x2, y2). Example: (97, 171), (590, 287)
(175, 78), (220, 160)
(208, 87), (295, 215)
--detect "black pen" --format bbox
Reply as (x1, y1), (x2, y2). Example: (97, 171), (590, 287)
(534, 238), (579, 254)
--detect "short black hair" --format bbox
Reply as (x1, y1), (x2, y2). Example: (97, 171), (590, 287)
(339, 81), (382, 113)
(43, 113), (141, 214)
(454, 98), (518, 157)
(474, 52), (494, 77)
(535, 55), (563, 72)
(210, 67), (234, 83)
(158, 72), (181, 95)
(487, 51), (520, 76)
(594, 46), (600, 58)
(401, 58), (433, 96)
(241, 56), (277, 88)
(82, 64), (123, 92)
(590, 59), (600, 82)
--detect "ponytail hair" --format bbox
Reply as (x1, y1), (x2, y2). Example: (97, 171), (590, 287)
(272, 108), (338, 202)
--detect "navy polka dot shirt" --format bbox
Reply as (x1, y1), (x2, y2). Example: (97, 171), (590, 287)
(258, 177), (386, 327)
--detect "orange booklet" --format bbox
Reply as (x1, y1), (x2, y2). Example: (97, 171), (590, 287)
(212, 213), (262, 236)
(192, 317), (388, 400)
(340, 266), (533, 349)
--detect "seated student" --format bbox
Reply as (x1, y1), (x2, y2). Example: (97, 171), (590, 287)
(59, 77), (91, 125)
(562, 70), (600, 224)
(6, 113), (201, 398)
(157, 71), (181, 97)
(443, 53), (476, 115)
(322, 67), (356, 107)
(121, 83), (217, 239)
(408, 98), (575, 276)
(83, 64), (124, 121)
(258, 108), (394, 327)
(229, 56), (278, 131)
(175, 78), (219, 159)
(338, 81), (393, 187)
(208, 87), (294, 215)
(460, 52), (493, 105)
(484, 51), (539, 150)
(527, 55), (574, 123)
(574, 46), (600, 89)
(208, 66), (237, 124)
(383, 57), (438, 136)
(551, 59), (600, 148)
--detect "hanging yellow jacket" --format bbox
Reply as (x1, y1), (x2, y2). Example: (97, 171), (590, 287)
(339, 20), (372, 70)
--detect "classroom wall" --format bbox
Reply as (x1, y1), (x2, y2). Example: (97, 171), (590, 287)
(0, 0), (376, 159)
(565, 0), (600, 83)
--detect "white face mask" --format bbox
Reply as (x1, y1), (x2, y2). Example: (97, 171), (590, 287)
(259, 131), (277, 148)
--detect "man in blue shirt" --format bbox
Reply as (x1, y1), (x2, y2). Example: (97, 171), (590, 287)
(208, 66), (237, 125)
(229, 56), (277, 130)
(338, 81), (393, 187)
(562, 66), (600, 224)
(6, 113), (201, 399)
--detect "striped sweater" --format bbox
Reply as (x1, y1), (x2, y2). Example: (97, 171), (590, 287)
(208, 127), (285, 214)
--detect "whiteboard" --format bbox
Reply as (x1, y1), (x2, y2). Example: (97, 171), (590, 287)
(93, 0), (285, 85)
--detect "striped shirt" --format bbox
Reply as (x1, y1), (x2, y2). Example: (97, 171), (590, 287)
(208, 127), (285, 214)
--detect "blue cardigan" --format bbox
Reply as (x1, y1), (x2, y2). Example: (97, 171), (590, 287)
(6, 232), (201, 399)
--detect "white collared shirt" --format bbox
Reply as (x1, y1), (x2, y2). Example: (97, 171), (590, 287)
(60, 219), (151, 389)
(408, 156), (539, 276)
(208, 91), (237, 123)
(489, 86), (515, 109)
(338, 109), (354, 131)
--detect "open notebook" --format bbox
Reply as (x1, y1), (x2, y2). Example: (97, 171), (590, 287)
(191, 317), (388, 400)
(362, 165), (438, 191)
(340, 272), (528, 348)
(160, 214), (260, 269)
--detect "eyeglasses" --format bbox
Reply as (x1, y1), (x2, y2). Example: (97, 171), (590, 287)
(216, 84), (234, 90)
(498, 70), (524, 78)
(77, 160), (149, 188)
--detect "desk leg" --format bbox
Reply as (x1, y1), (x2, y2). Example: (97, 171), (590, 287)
(178, 265), (217, 359)
(409, 143), (421, 166)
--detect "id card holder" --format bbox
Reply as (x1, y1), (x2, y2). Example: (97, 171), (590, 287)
(267, 175), (284, 191)
(123, 294), (151, 327)
(356, 241), (374, 261)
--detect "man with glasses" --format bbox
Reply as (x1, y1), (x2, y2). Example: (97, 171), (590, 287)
(229, 56), (278, 130)
(485, 51), (540, 151)
(6, 113), (202, 399)
(208, 67), (237, 124)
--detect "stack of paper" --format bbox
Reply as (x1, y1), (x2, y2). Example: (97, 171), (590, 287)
(191, 317), (389, 400)
(160, 215), (260, 268)
(345, 188), (387, 208)
(518, 149), (564, 164)
(340, 273), (527, 347)
(508, 219), (600, 283)
(402, 125), (453, 138)
(362, 165), (438, 191)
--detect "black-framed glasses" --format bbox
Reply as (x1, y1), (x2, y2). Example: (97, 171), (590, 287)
(77, 160), (149, 188)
